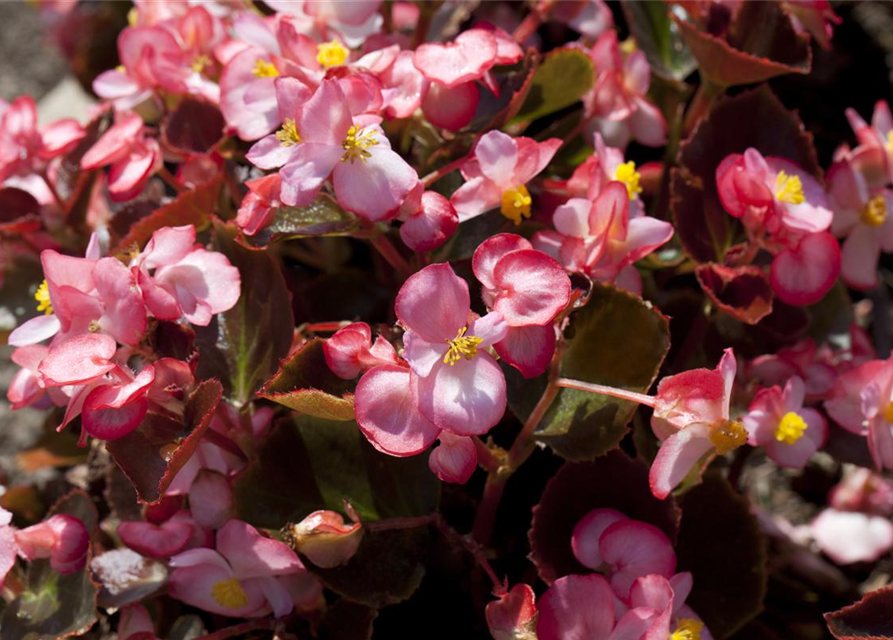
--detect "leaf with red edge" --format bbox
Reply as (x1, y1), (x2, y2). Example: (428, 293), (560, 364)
(672, 85), (821, 264)
(0, 188), (41, 235)
(467, 49), (539, 132)
(675, 473), (767, 639)
(528, 452), (681, 585)
(110, 178), (220, 255)
(0, 490), (99, 640)
(826, 585), (893, 639)
(195, 222), (294, 404)
(242, 195), (360, 248)
(696, 263), (773, 325)
(106, 379), (222, 504)
(162, 96), (226, 155)
(673, 1), (810, 88)
(259, 338), (356, 421)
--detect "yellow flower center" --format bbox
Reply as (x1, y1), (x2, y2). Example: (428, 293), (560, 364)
(708, 419), (748, 455)
(210, 577), (249, 610)
(775, 170), (805, 205)
(883, 402), (893, 424)
(670, 618), (704, 640)
(775, 411), (808, 445)
(191, 54), (211, 74)
(252, 59), (280, 78)
(500, 185), (532, 225)
(341, 125), (378, 164)
(862, 194), (888, 227)
(615, 161), (642, 200)
(317, 40), (349, 69)
(443, 327), (483, 366)
(35, 280), (52, 315)
(276, 118), (301, 147)
(886, 131), (893, 154)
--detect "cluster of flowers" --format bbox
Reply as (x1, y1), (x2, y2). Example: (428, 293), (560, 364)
(487, 509), (710, 640)
(7, 225), (239, 442)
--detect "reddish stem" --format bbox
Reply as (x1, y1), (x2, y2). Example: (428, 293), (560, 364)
(513, 0), (554, 43)
(369, 233), (414, 280)
(158, 165), (186, 195)
(554, 378), (657, 407)
(421, 152), (472, 188)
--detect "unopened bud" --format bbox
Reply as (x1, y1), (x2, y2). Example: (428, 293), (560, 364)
(286, 511), (363, 568)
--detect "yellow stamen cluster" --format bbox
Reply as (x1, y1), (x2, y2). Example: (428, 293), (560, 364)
(276, 118), (301, 147)
(886, 131), (893, 154)
(252, 59), (280, 78)
(191, 54), (211, 74)
(500, 185), (532, 225)
(670, 618), (704, 640)
(862, 194), (888, 227)
(444, 327), (483, 366)
(775, 170), (805, 205)
(341, 125), (378, 164)
(615, 161), (643, 200)
(883, 402), (893, 425)
(317, 40), (349, 69)
(34, 280), (52, 315)
(210, 577), (249, 610)
(775, 411), (808, 445)
(709, 419), (748, 455)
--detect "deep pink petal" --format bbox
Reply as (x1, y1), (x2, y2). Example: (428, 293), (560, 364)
(600, 519), (677, 599)
(118, 520), (193, 559)
(395, 263), (469, 342)
(536, 574), (615, 640)
(770, 232), (841, 307)
(472, 233), (533, 292)
(490, 249), (571, 326)
(570, 508), (628, 570)
(494, 324), (557, 379)
(428, 432), (477, 484)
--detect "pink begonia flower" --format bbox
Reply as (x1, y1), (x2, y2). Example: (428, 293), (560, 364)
(716, 148), (840, 306)
(80, 112), (162, 202)
(845, 100), (893, 186)
(246, 78), (418, 221)
(0, 506), (90, 588)
(552, 0), (614, 38)
(589, 518), (677, 599)
(428, 432), (478, 484)
(266, 0), (384, 48)
(323, 321), (399, 379)
(584, 31), (667, 148)
(0, 95), (85, 184)
(567, 133), (648, 218)
(649, 349), (741, 500)
(824, 355), (893, 470)
(236, 174), (282, 236)
(827, 158), (893, 290)
(168, 519), (321, 618)
(7, 345), (50, 410)
(451, 130), (561, 224)
(486, 583), (537, 640)
(379, 50), (426, 119)
(288, 510), (364, 569)
(352, 264), (508, 457)
(533, 180), (673, 294)
(811, 509), (893, 565)
(118, 518), (194, 559)
(472, 233), (571, 377)
(747, 338), (836, 399)
(828, 468), (893, 516)
(741, 376), (828, 469)
(536, 574), (616, 640)
(784, 1), (840, 50)
(398, 184), (459, 252)
(134, 225), (241, 327)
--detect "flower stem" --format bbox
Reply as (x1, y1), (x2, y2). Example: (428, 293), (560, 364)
(421, 152), (471, 187)
(554, 378), (657, 407)
(369, 232), (413, 280)
(158, 165), (186, 195)
(513, 0), (554, 44)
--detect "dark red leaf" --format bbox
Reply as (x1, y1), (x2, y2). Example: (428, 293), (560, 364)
(162, 96), (226, 155)
(826, 585), (893, 639)
(696, 263), (773, 325)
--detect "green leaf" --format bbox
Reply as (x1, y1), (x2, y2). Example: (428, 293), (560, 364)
(243, 195), (360, 247)
(233, 416), (440, 528)
(195, 222), (294, 405)
(528, 452), (681, 584)
(0, 491), (99, 640)
(525, 284), (670, 460)
(258, 338), (356, 421)
(621, 0), (696, 81)
(511, 47), (594, 123)
(676, 473), (768, 639)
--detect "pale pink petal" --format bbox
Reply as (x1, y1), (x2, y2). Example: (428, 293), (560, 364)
(812, 509), (893, 564)
(490, 249), (571, 326)
(514, 137), (562, 185)
(571, 508), (628, 570)
(355, 365), (441, 456)
(412, 29), (498, 87)
(93, 257), (147, 346)
(153, 248), (241, 326)
(494, 324), (556, 379)
(188, 470), (234, 530)
(451, 175), (503, 222)
(401, 330), (446, 378)
(648, 423), (714, 500)
(168, 564), (266, 617)
(416, 354), (506, 436)
(536, 574), (615, 640)
(9, 314), (61, 347)
(394, 263), (469, 342)
(841, 225), (881, 290)
(474, 130), (519, 188)
(38, 333), (117, 387)
(81, 112), (144, 170)
(217, 519), (303, 580)
(629, 97), (667, 147)
(142, 225), (196, 270)
(333, 139), (418, 222)
(118, 519), (193, 559)
(553, 199), (594, 239)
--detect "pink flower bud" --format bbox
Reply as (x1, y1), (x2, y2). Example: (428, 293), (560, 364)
(485, 583), (537, 640)
(288, 511), (364, 569)
(15, 514), (89, 574)
(428, 433), (477, 484)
